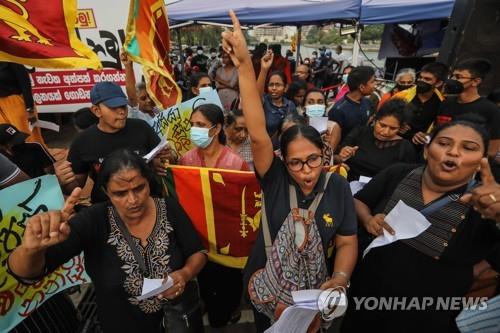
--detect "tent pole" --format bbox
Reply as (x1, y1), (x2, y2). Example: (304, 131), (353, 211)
(351, 23), (361, 66)
(296, 26), (302, 65)
(177, 29), (185, 80)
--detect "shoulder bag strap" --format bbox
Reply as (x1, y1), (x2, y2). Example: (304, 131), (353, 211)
(419, 179), (478, 217)
(308, 173), (332, 214)
(113, 207), (149, 276)
(260, 193), (273, 259)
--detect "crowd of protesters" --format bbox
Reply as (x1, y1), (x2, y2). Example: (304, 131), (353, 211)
(1, 10), (500, 333)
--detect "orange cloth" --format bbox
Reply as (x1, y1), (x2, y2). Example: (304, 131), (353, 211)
(0, 94), (45, 145)
(377, 91), (395, 110)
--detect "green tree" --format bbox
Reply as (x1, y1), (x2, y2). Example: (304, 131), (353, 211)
(361, 24), (384, 42)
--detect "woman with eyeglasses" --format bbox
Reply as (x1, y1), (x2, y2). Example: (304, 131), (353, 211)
(222, 11), (358, 332)
(257, 50), (297, 149)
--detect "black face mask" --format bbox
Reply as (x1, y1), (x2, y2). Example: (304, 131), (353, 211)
(416, 81), (433, 94)
(443, 79), (464, 95)
(397, 84), (413, 91)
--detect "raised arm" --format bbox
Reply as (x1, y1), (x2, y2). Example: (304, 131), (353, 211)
(257, 50), (273, 97)
(222, 10), (273, 176)
(120, 50), (138, 107)
(8, 188), (81, 279)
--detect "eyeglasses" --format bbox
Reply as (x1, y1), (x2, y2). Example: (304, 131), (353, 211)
(286, 155), (323, 171)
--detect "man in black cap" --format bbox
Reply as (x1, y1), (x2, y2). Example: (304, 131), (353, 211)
(55, 81), (173, 203)
(0, 123), (54, 178)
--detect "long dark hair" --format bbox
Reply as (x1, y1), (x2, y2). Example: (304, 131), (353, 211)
(191, 103), (227, 144)
(98, 149), (161, 197)
(280, 124), (324, 159)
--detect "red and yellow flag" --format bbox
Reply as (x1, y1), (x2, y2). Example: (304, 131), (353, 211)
(124, 0), (182, 109)
(0, 0), (101, 69)
(165, 166), (261, 269)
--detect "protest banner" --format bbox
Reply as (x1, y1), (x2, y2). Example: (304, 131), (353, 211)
(151, 89), (223, 155)
(28, 0), (137, 113)
(0, 175), (90, 332)
(164, 166), (261, 269)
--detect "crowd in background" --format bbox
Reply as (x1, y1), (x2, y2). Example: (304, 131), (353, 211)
(1, 11), (500, 333)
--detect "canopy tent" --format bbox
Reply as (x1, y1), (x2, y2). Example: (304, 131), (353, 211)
(166, 0), (360, 26)
(167, 0), (455, 26)
(359, 0), (455, 24)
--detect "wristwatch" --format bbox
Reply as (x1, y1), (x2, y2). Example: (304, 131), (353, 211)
(332, 271), (351, 288)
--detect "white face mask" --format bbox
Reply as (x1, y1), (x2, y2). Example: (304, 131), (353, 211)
(198, 86), (212, 95)
(210, 52), (217, 58)
(197, 50), (204, 55)
(305, 104), (326, 117)
(190, 126), (214, 148)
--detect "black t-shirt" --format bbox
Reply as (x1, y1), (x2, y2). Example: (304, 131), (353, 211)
(354, 163), (500, 270)
(328, 95), (371, 142)
(436, 96), (500, 139)
(44, 197), (204, 333)
(243, 156), (357, 285)
(404, 93), (442, 140)
(4, 143), (54, 178)
(341, 125), (416, 181)
(68, 119), (160, 202)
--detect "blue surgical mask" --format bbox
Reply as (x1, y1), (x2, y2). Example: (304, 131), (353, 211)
(342, 74), (349, 83)
(190, 126), (214, 148)
(199, 86), (212, 95)
(305, 104), (326, 117)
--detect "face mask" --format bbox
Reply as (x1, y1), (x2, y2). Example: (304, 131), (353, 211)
(396, 83), (413, 91)
(190, 126), (214, 148)
(199, 86), (212, 95)
(342, 74), (349, 83)
(443, 79), (464, 95)
(210, 52), (217, 58)
(416, 81), (433, 94)
(305, 104), (326, 117)
(197, 50), (203, 55)
(304, 60), (310, 65)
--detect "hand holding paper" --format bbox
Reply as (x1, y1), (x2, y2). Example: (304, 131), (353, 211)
(137, 276), (173, 301)
(363, 200), (432, 258)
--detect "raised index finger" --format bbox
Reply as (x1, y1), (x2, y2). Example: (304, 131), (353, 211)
(479, 158), (496, 185)
(62, 187), (82, 217)
(229, 9), (241, 31)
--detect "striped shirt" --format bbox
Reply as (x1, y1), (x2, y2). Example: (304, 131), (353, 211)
(456, 295), (500, 333)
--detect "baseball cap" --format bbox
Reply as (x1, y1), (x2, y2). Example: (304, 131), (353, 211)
(90, 82), (128, 108)
(0, 124), (29, 146)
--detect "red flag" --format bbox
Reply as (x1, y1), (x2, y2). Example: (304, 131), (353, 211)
(124, 0), (182, 108)
(0, 0), (101, 69)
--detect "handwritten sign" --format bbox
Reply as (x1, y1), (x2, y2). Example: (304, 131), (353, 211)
(151, 89), (223, 155)
(0, 175), (90, 332)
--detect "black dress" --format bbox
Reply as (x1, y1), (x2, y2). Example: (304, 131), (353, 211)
(340, 125), (416, 182)
(342, 164), (500, 333)
(43, 197), (205, 333)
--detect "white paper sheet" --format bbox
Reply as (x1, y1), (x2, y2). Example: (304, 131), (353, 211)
(292, 289), (323, 310)
(363, 200), (432, 258)
(29, 120), (60, 132)
(349, 181), (365, 195)
(358, 176), (372, 184)
(137, 276), (173, 300)
(309, 117), (328, 133)
(143, 136), (168, 163)
(264, 305), (318, 333)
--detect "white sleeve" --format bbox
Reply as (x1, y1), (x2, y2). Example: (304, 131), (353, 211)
(0, 153), (21, 187)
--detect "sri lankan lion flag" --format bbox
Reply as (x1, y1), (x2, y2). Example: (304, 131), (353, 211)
(0, 0), (101, 69)
(164, 166), (261, 269)
(124, 0), (182, 108)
